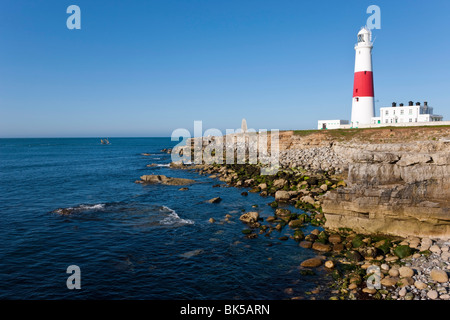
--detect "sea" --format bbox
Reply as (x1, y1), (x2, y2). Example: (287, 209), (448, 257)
(0, 138), (333, 299)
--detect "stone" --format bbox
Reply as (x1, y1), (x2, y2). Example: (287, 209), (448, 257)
(399, 266), (414, 278)
(427, 290), (438, 300)
(385, 256), (399, 262)
(140, 174), (195, 186)
(239, 212), (259, 224)
(299, 241), (313, 249)
(430, 269), (449, 283)
(275, 191), (291, 202)
(208, 218), (215, 223)
(328, 234), (342, 244)
(273, 179), (287, 189)
(346, 250), (363, 262)
(381, 277), (399, 287)
(394, 245), (413, 259)
(389, 268), (400, 277)
(381, 264), (389, 271)
(420, 238), (433, 251)
(301, 195), (315, 205)
(440, 294), (450, 300)
(333, 243), (345, 252)
(320, 184), (328, 192)
(398, 277), (414, 287)
(207, 197), (222, 204)
(414, 281), (427, 290)
(258, 183), (267, 190)
(312, 242), (332, 252)
(324, 260), (335, 269)
(288, 220), (304, 228)
(398, 287), (407, 297)
(362, 288), (377, 294)
(300, 258), (322, 268)
(429, 245), (441, 254)
(348, 283), (357, 290)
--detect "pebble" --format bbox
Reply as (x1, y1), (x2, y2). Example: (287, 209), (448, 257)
(430, 269), (449, 283)
(440, 294), (450, 300)
(399, 266), (414, 278)
(399, 287), (407, 297)
(362, 287), (377, 294)
(414, 281), (427, 290)
(427, 290), (438, 300)
(389, 268), (400, 277)
(324, 260), (335, 269)
(430, 245), (442, 254)
(381, 264), (389, 271)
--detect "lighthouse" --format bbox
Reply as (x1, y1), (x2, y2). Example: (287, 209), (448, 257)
(351, 27), (375, 127)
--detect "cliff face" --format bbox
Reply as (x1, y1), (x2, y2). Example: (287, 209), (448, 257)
(322, 140), (450, 239)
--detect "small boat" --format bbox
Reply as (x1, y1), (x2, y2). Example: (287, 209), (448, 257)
(101, 138), (111, 145)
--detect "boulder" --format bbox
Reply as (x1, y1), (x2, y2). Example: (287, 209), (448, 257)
(300, 258), (322, 268)
(430, 269), (449, 283)
(273, 179), (287, 189)
(399, 266), (414, 278)
(312, 242), (332, 252)
(140, 175), (195, 186)
(275, 191), (291, 202)
(239, 212), (259, 224)
(207, 197), (222, 204)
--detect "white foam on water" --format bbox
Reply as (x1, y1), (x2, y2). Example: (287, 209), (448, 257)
(160, 206), (194, 226)
(77, 204), (106, 211)
(156, 164), (170, 167)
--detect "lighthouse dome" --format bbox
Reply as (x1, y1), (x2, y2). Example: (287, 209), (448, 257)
(357, 27), (372, 45)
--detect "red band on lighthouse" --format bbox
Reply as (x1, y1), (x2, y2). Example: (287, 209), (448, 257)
(353, 71), (374, 97)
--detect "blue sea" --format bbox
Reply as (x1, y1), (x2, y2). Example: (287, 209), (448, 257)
(0, 138), (333, 299)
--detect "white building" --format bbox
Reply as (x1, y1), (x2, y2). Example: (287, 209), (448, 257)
(317, 120), (349, 130)
(372, 101), (443, 125)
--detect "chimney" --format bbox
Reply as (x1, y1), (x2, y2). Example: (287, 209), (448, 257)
(399, 103), (404, 106)
(392, 102), (396, 107)
(416, 102), (420, 106)
(408, 101), (414, 106)
(424, 101), (428, 106)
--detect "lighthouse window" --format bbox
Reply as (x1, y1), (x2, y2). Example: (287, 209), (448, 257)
(358, 34), (364, 42)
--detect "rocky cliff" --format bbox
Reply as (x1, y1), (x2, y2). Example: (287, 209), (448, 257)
(322, 140), (450, 239)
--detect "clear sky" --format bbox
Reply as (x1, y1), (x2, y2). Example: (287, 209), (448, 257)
(1, 0), (449, 137)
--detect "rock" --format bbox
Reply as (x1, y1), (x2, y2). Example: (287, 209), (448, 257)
(440, 294), (450, 300)
(275, 191), (291, 202)
(394, 245), (413, 259)
(320, 184), (328, 192)
(241, 192), (248, 196)
(273, 179), (287, 189)
(380, 277), (399, 287)
(389, 268), (400, 277)
(208, 218), (215, 223)
(399, 266), (414, 278)
(207, 197), (222, 204)
(258, 183), (267, 190)
(301, 195), (315, 205)
(414, 281), (427, 290)
(362, 288), (377, 294)
(293, 230), (305, 241)
(288, 220), (304, 228)
(299, 241), (313, 249)
(398, 277), (414, 287)
(140, 174), (195, 186)
(348, 283), (358, 290)
(405, 292), (414, 300)
(312, 242), (332, 252)
(333, 243), (345, 252)
(279, 236), (289, 241)
(239, 212), (259, 224)
(430, 269), (449, 283)
(324, 260), (335, 269)
(328, 234), (342, 244)
(179, 187), (189, 191)
(385, 255), (399, 262)
(381, 264), (389, 271)
(427, 290), (438, 300)
(420, 238), (433, 251)
(429, 245), (441, 254)
(398, 287), (407, 297)
(346, 250), (364, 262)
(300, 258), (322, 268)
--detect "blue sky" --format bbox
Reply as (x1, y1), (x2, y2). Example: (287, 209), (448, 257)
(0, 0), (449, 137)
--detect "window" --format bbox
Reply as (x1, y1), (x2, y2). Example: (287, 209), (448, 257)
(409, 109), (413, 115)
(385, 119), (388, 123)
(400, 110), (404, 115)
(358, 34), (364, 42)
(385, 110), (389, 115)
(409, 118), (412, 122)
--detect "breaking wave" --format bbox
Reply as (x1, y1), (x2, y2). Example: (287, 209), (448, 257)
(159, 206), (194, 226)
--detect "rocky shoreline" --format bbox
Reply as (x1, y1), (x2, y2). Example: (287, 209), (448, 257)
(162, 158), (450, 300)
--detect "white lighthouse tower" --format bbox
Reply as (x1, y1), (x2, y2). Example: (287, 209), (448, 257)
(351, 27), (375, 127)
